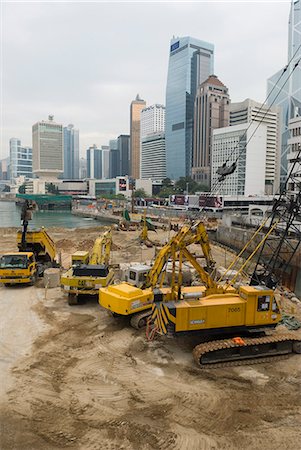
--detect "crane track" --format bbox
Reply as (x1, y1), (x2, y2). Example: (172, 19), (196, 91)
(193, 333), (301, 369)
(130, 311), (152, 330)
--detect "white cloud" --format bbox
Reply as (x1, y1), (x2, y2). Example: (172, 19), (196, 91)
(1, 1), (290, 158)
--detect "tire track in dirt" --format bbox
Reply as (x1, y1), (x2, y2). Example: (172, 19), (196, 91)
(1, 282), (300, 449)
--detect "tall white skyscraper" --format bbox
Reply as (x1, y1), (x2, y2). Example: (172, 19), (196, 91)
(267, 0), (301, 182)
(141, 133), (166, 180)
(230, 99), (281, 194)
(140, 104), (165, 139)
(32, 115), (63, 179)
(140, 104), (166, 180)
(101, 145), (110, 179)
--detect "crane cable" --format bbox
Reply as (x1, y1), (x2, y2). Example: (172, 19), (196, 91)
(199, 41), (301, 204)
(223, 41), (301, 168)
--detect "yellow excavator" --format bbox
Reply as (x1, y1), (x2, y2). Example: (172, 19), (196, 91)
(149, 160), (301, 367)
(101, 146), (301, 367)
(0, 200), (57, 286)
(100, 215), (301, 366)
(61, 229), (114, 305)
(99, 221), (227, 328)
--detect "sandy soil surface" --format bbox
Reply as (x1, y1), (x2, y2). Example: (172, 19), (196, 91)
(0, 226), (300, 450)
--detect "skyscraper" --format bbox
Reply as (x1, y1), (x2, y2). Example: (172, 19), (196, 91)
(0, 158), (10, 181)
(141, 132), (166, 180)
(287, 116), (301, 197)
(63, 124), (79, 180)
(140, 104), (165, 140)
(130, 94), (146, 178)
(79, 157), (87, 179)
(109, 139), (120, 178)
(165, 36), (214, 179)
(86, 145), (102, 179)
(192, 75), (230, 187)
(32, 115), (63, 179)
(230, 99), (281, 194)
(118, 134), (130, 176)
(9, 138), (33, 183)
(267, 0), (301, 183)
(101, 145), (110, 179)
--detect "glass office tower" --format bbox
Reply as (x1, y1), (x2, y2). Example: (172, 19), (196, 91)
(165, 36), (214, 179)
(9, 138), (33, 183)
(267, 0), (301, 183)
(63, 124), (79, 179)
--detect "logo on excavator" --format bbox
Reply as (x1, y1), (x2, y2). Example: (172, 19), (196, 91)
(228, 307), (241, 312)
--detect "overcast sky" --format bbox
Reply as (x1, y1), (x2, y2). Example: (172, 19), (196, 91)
(1, 0), (291, 159)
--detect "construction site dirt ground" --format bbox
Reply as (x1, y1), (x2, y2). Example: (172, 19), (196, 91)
(0, 226), (300, 450)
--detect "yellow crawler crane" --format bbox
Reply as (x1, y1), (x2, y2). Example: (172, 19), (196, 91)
(99, 221), (226, 329)
(61, 230), (114, 305)
(150, 178), (301, 368)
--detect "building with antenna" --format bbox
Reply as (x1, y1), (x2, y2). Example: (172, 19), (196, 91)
(230, 99), (281, 194)
(267, 0), (301, 183)
(165, 36), (214, 179)
(32, 115), (63, 179)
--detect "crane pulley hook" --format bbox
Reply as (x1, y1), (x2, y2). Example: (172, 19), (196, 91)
(216, 162), (237, 182)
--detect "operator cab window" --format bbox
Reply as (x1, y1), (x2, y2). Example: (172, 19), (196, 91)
(0, 255), (27, 268)
(129, 271), (136, 281)
(257, 295), (271, 312)
(138, 272), (147, 282)
(272, 298), (280, 313)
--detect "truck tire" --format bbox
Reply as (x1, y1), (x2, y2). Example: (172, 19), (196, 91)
(68, 293), (79, 306)
(29, 274), (36, 286)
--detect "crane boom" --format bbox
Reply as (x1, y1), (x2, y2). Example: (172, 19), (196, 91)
(145, 221), (216, 290)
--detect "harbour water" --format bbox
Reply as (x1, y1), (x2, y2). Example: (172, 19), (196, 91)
(0, 201), (107, 228)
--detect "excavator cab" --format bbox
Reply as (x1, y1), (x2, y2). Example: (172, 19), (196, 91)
(125, 264), (151, 288)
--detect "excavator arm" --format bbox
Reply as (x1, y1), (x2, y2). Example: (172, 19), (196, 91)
(145, 220), (216, 289)
(89, 230), (112, 266)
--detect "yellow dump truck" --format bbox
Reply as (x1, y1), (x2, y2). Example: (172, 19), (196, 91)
(0, 228), (57, 286)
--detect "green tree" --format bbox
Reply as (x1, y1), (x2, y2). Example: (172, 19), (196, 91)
(157, 186), (175, 198)
(46, 183), (59, 194)
(161, 177), (173, 188)
(133, 188), (147, 198)
(196, 183), (210, 192)
(18, 184), (26, 194)
(175, 177), (199, 194)
(99, 193), (126, 200)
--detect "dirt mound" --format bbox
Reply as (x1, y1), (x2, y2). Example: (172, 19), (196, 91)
(77, 239), (95, 251)
(55, 238), (74, 250)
